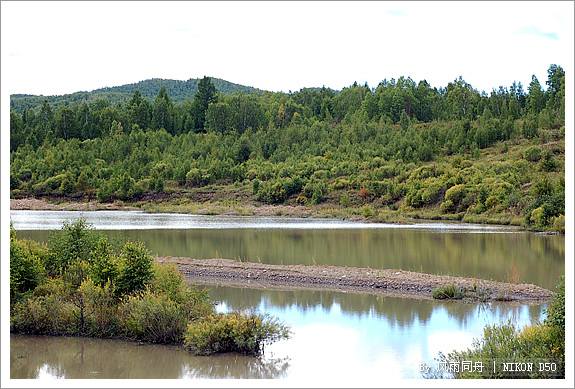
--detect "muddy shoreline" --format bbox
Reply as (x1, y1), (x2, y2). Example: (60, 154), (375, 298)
(157, 256), (553, 303)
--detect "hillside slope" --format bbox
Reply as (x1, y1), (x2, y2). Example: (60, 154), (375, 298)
(10, 77), (261, 114)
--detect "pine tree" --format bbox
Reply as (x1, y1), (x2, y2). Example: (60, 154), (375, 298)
(190, 76), (218, 132)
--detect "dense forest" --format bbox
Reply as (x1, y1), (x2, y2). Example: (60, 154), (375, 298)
(9, 65), (566, 231)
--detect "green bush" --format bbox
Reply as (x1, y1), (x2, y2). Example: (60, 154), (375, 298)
(436, 320), (564, 378)
(538, 151), (557, 172)
(432, 284), (462, 299)
(551, 215), (565, 233)
(184, 311), (291, 356)
(544, 275), (565, 334)
(445, 184), (467, 206)
(43, 174), (66, 191)
(440, 199), (455, 214)
(340, 193), (350, 208)
(10, 278), (77, 336)
(524, 146), (542, 162)
(10, 228), (46, 302)
(59, 173), (76, 195)
(88, 237), (120, 287)
(252, 178), (260, 194)
(78, 277), (119, 337)
(116, 241), (154, 296)
(150, 262), (212, 320)
(10, 217), (294, 354)
(120, 288), (189, 344)
(47, 218), (101, 280)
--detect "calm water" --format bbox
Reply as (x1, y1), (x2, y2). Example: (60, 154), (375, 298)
(9, 210), (564, 381)
(11, 210), (565, 290)
(10, 286), (545, 380)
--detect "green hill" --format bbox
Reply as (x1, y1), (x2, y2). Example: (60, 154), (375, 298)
(10, 77), (262, 114)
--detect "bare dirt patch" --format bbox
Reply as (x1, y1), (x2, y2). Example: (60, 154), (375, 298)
(156, 256), (553, 303)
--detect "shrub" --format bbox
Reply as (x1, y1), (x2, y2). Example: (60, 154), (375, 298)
(538, 151), (556, 172)
(47, 218), (101, 284)
(524, 146), (542, 162)
(331, 177), (350, 190)
(120, 288), (189, 344)
(252, 178), (260, 194)
(311, 188), (323, 205)
(420, 180), (445, 205)
(78, 277), (118, 337)
(436, 319), (564, 379)
(544, 275), (565, 333)
(116, 241), (154, 296)
(89, 237), (120, 286)
(530, 206), (546, 228)
(432, 284), (462, 299)
(340, 193), (350, 208)
(43, 174), (66, 191)
(10, 278), (77, 336)
(551, 215), (565, 233)
(532, 177), (554, 198)
(440, 199), (455, 214)
(150, 262), (212, 321)
(484, 195), (498, 209)
(59, 173), (76, 195)
(361, 205), (374, 218)
(444, 184), (467, 205)
(10, 228), (46, 302)
(184, 311), (291, 356)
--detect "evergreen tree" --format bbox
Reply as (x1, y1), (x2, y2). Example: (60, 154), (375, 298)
(527, 75), (546, 114)
(152, 86), (175, 133)
(189, 76), (218, 133)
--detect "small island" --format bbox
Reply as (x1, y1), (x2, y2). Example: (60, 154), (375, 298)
(158, 256), (553, 302)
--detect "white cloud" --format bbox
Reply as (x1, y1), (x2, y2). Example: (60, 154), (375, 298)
(517, 25), (559, 40)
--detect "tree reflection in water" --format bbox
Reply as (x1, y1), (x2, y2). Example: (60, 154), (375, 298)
(10, 334), (290, 379)
(179, 353), (290, 379)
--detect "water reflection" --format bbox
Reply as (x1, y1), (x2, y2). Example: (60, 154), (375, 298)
(10, 334), (290, 379)
(203, 283), (546, 328)
(15, 225), (564, 290)
(10, 285), (545, 380)
(203, 284), (545, 381)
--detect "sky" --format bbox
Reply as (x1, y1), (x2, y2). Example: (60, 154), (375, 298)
(1, 1), (574, 97)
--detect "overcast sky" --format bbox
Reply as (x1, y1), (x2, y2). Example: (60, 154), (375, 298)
(2, 1), (573, 97)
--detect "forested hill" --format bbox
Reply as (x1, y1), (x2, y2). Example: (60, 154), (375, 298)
(10, 77), (262, 114)
(10, 67), (565, 232)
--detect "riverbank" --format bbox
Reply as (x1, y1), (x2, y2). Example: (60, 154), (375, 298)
(156, 256), (553, 303)
(9, 198), (139, 211)
(5, 196), (543, 229)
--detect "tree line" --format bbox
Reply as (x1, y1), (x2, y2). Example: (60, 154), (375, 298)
(10, 65), (564, 152)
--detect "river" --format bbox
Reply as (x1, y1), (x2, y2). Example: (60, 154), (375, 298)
(8, 210), (564, 381)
